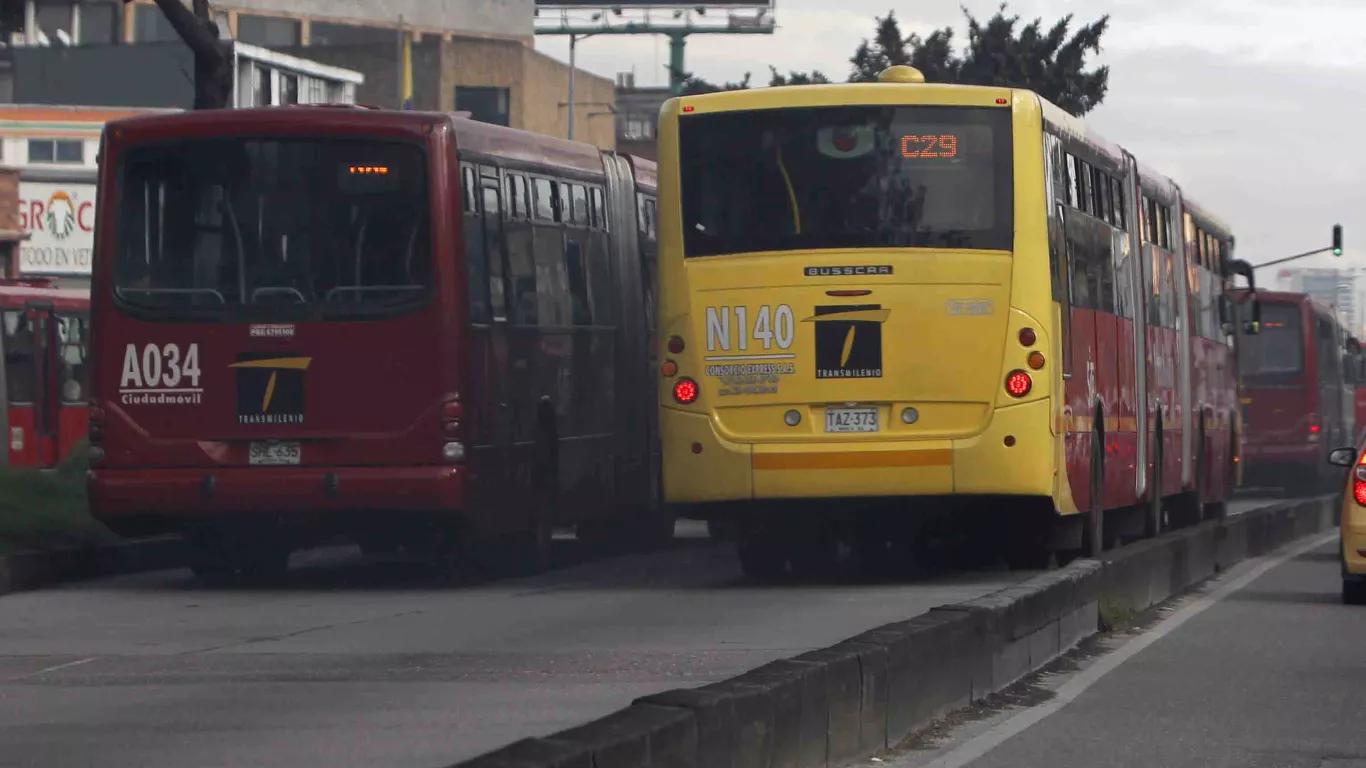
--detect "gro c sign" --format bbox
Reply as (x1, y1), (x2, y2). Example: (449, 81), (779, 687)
(18, 181), (96, 277)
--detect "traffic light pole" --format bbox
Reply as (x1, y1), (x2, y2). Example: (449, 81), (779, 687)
(1251, 224), (1344, 270)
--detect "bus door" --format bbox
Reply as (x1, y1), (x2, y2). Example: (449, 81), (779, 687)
(477, 170), (515, 486)
(54, 312), (90, 463)
(1170, 193), (1195, 488)
(5, 301), (58, 468)
(1122, 151), (1150, 498)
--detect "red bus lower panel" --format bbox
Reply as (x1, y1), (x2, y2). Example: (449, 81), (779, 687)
(89, 465), (466, 520)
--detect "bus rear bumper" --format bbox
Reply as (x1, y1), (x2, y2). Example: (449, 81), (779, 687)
(88, 465), (466, 529)
(662, 398), (1054, 503)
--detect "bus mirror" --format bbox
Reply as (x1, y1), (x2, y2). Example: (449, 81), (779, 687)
(1329, 447), (1358, 467)
(1243, 299), (1261, 335)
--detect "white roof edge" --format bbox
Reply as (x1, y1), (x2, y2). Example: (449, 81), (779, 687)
(233, 42), (366, 85)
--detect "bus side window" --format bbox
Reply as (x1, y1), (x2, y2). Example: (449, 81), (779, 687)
(58, 315), (88, 404)
(1052, 203), (1074, 377)
(480, 179), (509, 324)
(461, 166), (490, 323)
(2, 310), (34, 406)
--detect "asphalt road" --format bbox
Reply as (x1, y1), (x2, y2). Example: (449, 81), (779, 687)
(0, 495), (1300, 768)
(876, 525), (1354, 768)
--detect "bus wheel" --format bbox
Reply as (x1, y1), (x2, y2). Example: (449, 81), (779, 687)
(735, 516), (785, 581)
(1170, 427), (1206, 528)
(1084, 426), (1105, 559)
(787, 515), (840, 580)
(1146, 422), (1164, 538)
(510, 424), (558, 576)
(237, 547), (292, 587)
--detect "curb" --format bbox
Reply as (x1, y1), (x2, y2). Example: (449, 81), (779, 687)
(449, 495), (1340, 768)
(0, 536), (187, 597)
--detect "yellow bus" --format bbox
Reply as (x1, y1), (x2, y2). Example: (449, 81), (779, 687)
(655, 66), (1256, 578)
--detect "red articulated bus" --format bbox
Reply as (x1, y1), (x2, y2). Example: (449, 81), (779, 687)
(1238, 291), (1354, 493)
(1, 278), (90, 470)
(1046, 119), (1257, 552)
(87, 106), (666, 582)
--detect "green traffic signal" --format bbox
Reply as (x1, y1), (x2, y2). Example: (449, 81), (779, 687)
(1333, 224), (1344, 256)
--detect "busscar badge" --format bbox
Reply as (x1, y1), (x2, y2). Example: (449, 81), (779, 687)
(230, 352), (311, 425)
(804, 305), (891, 379)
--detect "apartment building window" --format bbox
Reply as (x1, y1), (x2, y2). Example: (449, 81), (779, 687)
(455, 86), (511, 127)
(621, 117), (654, 141)
(310, 21), (394, 46)
(36, 0), (73, 42)
(132, 4), (179, 42)
(28, 139), (84, 165)
(280, 73), (298, 105)
(237, 14), (300, 47)
(78, 0), (119, 44)
(252, 65), (273, 107)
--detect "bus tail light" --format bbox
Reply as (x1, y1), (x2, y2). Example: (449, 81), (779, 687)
(1005, 370), (1032, 398)
(667, 335), (686, 354)
(673, 377), (699, 405)
(661, 360), (678, 378)
(1308, 414), (1321, 442)
(88, 404), (106, 465)
(1018, 328), (1037, 347)
(1354, 461), (1366, 506)
(441, 399), (463, 455)
(1027, 351), (1046, 370)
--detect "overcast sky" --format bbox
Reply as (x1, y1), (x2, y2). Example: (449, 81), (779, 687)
(535, 0), (1366, 287)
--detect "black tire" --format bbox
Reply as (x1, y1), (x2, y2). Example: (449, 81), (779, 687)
(736, 525), (786, 580)
(787, 523), (840, 580)
(1343, 579), (1366, 605)
(1084, 424), (1105, 559)
(236, 547), (292, 587)
(1146, 417), (1165, 538)
(509, 423), (557, 576)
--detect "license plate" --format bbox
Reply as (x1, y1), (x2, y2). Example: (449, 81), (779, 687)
(825, 407), (879, 433)
(249, 441), (301, 466)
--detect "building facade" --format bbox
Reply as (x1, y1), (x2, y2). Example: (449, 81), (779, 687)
(0, 105), (182, 289)
(4, 0), (615, 150)
(613, 75), (668, 161)
(1278, 267), (1366, 337)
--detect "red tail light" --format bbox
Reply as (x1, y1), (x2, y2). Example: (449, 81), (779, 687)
(1356, 457), (1366, 507)
(442, 400), (463, 420)
(1018, 328), (1037, 347)
(667, 336), (686, 354)
(1308, 413), (1320, 439)
(673, 377), (699, 405)
(1005, 370), (1032, 398)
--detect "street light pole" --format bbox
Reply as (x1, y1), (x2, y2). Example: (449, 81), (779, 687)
(568, 33), (577, 140)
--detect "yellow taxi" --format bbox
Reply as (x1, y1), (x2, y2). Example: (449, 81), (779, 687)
(1328, 445), (1366, 604)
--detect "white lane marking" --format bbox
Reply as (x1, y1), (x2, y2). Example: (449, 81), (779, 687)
(918, 529), (1339, 768)
(5, 656), (98, 682)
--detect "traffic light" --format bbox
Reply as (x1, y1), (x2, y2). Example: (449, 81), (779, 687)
(1333, 224), (1344, 256)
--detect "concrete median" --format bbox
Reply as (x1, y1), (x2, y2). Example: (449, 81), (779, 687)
(446, 494), (1340, 768)
(0, 536), (186, 597)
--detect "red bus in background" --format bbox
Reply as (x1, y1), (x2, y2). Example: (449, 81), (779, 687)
(87, 106), (666, 583)
(1348, 337), (1366, 444)
(1238, 291), (1353, 493)
(0, 278), (90, 469)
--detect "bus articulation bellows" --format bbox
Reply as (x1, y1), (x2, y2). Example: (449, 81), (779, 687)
(655, 65), (1261, 577)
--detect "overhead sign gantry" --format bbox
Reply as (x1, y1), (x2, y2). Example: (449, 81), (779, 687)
(534, 1), (776, 138)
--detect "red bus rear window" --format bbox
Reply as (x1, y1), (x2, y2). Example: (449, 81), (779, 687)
(113, 138), (432, 320)
(1239, 302), (1303, 386)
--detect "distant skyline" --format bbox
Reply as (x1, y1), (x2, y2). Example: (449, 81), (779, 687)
(535, 0), (1366, 272)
